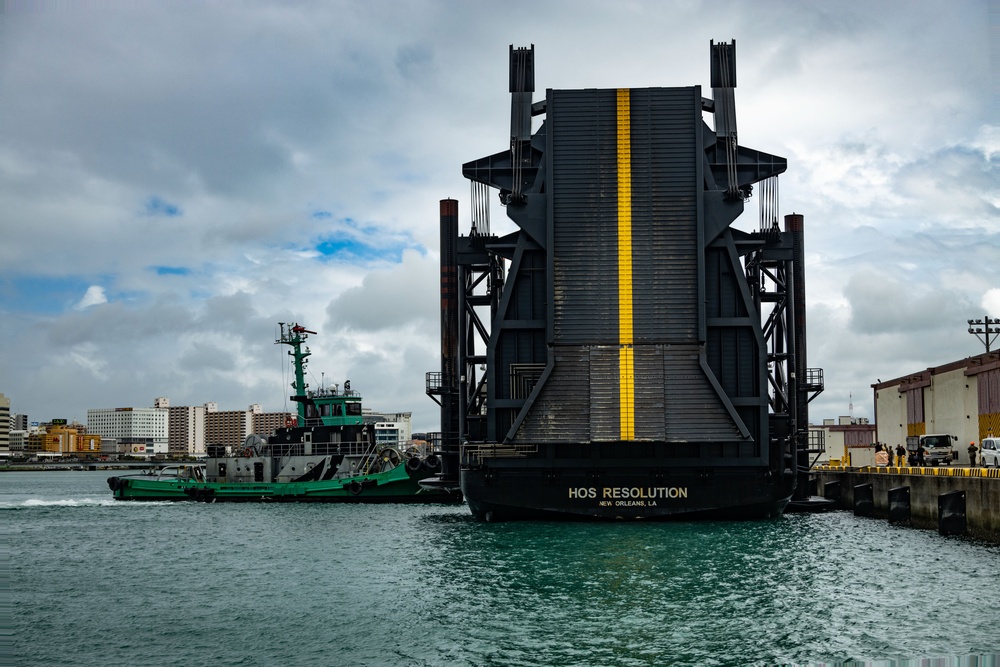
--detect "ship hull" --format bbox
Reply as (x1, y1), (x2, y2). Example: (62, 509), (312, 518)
(109, 465), (462, 503)
(461, 464), (791, 521)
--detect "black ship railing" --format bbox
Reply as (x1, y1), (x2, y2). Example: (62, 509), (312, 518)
(425, 372), (443, 395)
(266, 439), (376, 459)
(803, 367), (825, 396)
(806, 429), (826, 453)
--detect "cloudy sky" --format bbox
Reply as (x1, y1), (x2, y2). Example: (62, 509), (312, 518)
(1, 0), (997, 434)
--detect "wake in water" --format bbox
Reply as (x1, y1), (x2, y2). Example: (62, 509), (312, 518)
(2, 497), (129, 509)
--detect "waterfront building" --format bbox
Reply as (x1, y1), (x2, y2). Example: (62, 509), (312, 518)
(11, 413), (28, 431)
(204, 403), (252, 451)
(810, 417), (877, 467)
(0, 393), (9, 456)
(251, 404), (292, 438)
(87, 406), (168, 457)
(165, 402), (206, 457)
(363, 410), (413, 446)
(373, 421), (405, 447)
(873, 352), (1000, 465)
(8, 430), (26, 455)
(25, 425), (102, 456)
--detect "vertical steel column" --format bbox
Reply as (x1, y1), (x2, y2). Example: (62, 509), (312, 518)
(786, 213), (810, 497)
(439, 199), (461, 476)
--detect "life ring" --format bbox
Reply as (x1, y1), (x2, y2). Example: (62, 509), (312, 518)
(243, 448), (253, 457)
(348, 480), (363, 496)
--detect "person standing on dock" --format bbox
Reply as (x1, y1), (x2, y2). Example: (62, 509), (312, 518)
(968, 441), (978, 467)
(895, 444), (906, 467)
(917, 445), (926, 466)
(875, 445), (889, 467)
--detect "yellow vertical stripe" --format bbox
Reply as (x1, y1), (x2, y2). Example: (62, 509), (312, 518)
(617, 89), (635, 441)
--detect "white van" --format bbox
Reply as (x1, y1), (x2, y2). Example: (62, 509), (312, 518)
(980, 437), (1000, 467)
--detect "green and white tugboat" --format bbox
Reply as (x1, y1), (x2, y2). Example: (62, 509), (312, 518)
(108, 323), (462, 503)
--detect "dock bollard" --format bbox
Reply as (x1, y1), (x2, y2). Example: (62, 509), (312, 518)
(854, 483), (874, 517)
(938, 490), (966, 536)
(888, 486), (910, 524)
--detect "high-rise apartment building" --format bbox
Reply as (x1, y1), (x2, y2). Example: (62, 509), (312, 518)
(0, 393), (9, 455)
(167, 404), (206, 457)
(154, 398), (291, 456)
(251, 403), (292, 438)
(204, 404), (252, 450)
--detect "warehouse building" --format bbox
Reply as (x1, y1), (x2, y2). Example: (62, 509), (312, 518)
(873, 352), (1000, 465)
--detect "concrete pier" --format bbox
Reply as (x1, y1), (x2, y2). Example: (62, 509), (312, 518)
(812, 465), (1000, 542)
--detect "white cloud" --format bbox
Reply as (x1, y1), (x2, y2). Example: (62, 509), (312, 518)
(982, 289), (1000, 315)
(75, 286), (107, 310)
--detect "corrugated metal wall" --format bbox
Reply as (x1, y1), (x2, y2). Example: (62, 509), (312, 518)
(629, 88), (699, 343)
(550, 88), (619, 345)
(906, 387), (925, 437)
(515, 86), (746, 445)
(661, 344), (743, 442)
(978, 368), (1000, 438)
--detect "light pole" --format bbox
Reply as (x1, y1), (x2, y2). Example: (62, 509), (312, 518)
(967, 315), (1000, 353)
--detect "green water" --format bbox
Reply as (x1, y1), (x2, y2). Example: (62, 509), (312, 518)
(5, 471), (998, 666)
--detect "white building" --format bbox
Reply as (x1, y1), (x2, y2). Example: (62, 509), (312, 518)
(874, 352), (1000, 465)
(364, 410), (413, 445)
(810, 416), (877, 467)
(374, 421), (406, 447)
(8, 430), (26, 455)
(87, 406), (168, 456)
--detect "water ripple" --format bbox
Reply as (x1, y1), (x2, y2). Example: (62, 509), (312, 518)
(7, 472), (999, 666)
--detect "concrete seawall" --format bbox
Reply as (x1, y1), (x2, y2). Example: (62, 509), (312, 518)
(812, 466), (1000, 543)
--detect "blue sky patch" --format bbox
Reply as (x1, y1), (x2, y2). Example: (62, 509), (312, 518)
(0, 275), (114, 314)
(152, 266), (192, 276)
(313, 236), (409, 263)
(145, 196), (182, 217)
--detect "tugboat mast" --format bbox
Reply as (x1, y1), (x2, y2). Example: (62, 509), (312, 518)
(277, 322), (316, 424)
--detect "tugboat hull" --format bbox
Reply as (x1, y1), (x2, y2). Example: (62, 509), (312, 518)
(109, 464), (462, 503)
